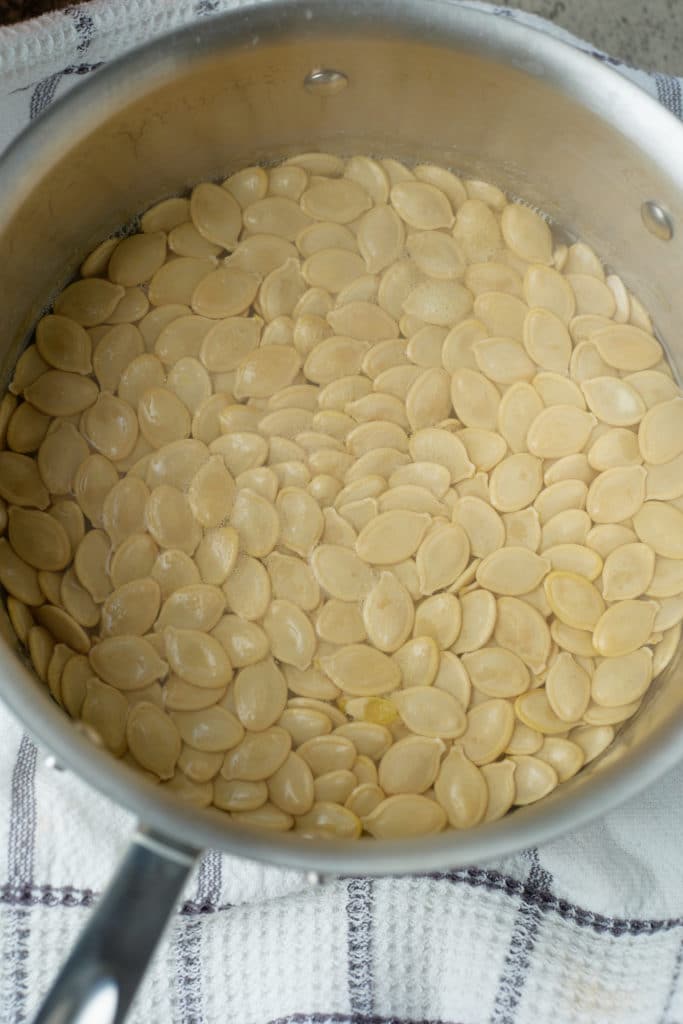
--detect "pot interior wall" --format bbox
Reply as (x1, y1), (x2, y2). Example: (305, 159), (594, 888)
(0, 4), (682, 865)
(3, 16), (683, 377)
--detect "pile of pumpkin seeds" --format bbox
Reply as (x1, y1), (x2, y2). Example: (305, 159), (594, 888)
(0, 151), (681, 839)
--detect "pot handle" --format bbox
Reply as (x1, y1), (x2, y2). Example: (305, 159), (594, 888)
(33, 827), (198, 1024)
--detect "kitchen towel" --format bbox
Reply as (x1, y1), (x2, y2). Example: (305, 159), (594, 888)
(1, 3), (683, 1023)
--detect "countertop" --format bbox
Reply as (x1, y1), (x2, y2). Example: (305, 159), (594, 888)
(0, 0), (681, 75)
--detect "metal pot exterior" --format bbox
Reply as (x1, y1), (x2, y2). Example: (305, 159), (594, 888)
(1, 0), (683, 877)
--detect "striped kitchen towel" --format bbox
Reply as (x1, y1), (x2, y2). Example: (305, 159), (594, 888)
(1, 3), (683, 1023)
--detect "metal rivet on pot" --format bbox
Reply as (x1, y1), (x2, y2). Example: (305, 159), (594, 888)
(303, 68), (349, 95)
(641, 201), (674, 241)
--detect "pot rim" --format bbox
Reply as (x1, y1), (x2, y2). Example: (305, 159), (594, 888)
(2, 0), (683, 874)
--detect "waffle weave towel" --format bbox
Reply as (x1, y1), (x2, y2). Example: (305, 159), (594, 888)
(1, 3), (683, 1023)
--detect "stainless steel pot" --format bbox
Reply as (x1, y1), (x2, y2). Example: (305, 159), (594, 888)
(2, 2), (683, 1020)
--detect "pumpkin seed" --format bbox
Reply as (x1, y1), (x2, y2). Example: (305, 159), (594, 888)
(36, 314), (92, 375)
(453, 199), (502, 263)
(510, 755), (558, 804)
(569, 724), (613, 764)
(311, 770), (358, 806)
(314, 599), (364, 644)
(392, 635), (440, 689)
(405, 368), (452, 430)
(501, 204), (552, 264)
(24, 369), (99, 419)
(390, 181), (453, 230)
(168, 222), (221, 260)
(54, 278), (125, 326)
(295, 801), (362, 839)
(8, 508), (70, 572)
(458, 429), (506, 474)
(463, 698), (515, 765)
(638, 398), (683, 466)
(497, 382), (543, 454)
(407, 231), (464, 279)
(477, 760), (515, 822)
(495, 596), (551, 673)
(388, 462), (450, 498)
(490, 453), (543, 512)
(463, 646), (529, 698)
(361, 571), (414, 652)
(301, 178), (371, 223)
(581, 377), (646, 426)
(221, 727), (291, 781)
(474, 292), (527, 342)
(171, 705), (243, 753)
(541, 509), (591, 549)
(363, 794), (445, 838)
(533, 738), (583, 783)
(592, 600), (658, 657)
(351, 757), (379, 787)
(268, 752), (315, 816)
(593, 324), (662, 372)
(524, 264), (575, 321)
(213, 778), (267, 812)
(626, 370), (678, 409)
(108, 287), (149, 324)
(588, 427), (641, 472)
(297, 221), (357, 258)
(404, 280), (472, 327)
(320, 644), (401, 696)
(633, 502), (683, 558)
(162, 626), (231, 689)
(344, 156), (389, 204)
(602, 543), (655, 601)
(432, 651), (471, 707)
(592, 648), (653, 707)
(188, 181), (241, 249)
(645, 453), (683, 501)
(279, 706), (331, 746)
(392, 685), (466, 738)
(298, 734), (358, 774)
(416, 524), (470, 595)
(476, 547), (549, 596)
(545, 571), (605, 630)
(79, 678), (127, 754)
(99, 578), (160, 637)
(434, 747), (487, 828)
(409, 428), (475, 483)
(451, 496), (505, 558)
(355, 510), (430, 565)
(653, 624), (681, 675)
(146, 485), (201, 554)
(586, 466), (646, 524)
(543, 543), (602, 581)
(545, 651), (591, 722)
(88, 634), (167, 690)
(276, 487), (324, 557)
(647, 557), (683, 599)
(222, 553), (271, 621)
(526, 405), (596, 459)
(154, 315), (212, 367)
(583, 701), (641, 726)
(124, 702), (180, 780)
(231, 801), (293, 830)
(516, 689), (572, 736)
(36, 422), (87, 496)
(262, 599), (316, 670)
